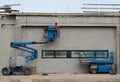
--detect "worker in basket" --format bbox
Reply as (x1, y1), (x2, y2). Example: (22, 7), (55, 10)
(80, 52), (85, 57)
(55, 22), (60, 36)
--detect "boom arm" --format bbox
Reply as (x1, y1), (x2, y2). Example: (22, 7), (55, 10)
(10, 25), (60, 61)
(11, 39), (53, 61)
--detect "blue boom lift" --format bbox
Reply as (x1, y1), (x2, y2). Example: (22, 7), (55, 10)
(79, 50), (116, 74)
(1, 25), (60, 75)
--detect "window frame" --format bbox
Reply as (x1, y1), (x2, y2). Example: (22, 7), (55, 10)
(95, 50), (109, 58)
(55, 50), (68, 58)
(42, 50), (55, 58)
(42, 50), (109, 59)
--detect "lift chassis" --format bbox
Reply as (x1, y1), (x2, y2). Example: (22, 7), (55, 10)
(80, 51), (116, 74)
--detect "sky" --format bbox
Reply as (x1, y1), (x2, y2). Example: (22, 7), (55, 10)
(0, 0), (120, 13)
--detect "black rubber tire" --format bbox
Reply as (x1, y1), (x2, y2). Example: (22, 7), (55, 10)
(109, 69), (114, 74)
(91, 69), (97, 74)
(23, 68), (31, 75)
(9, 72), (13, 75)
(1, 67), (10, 75)
(42, 73), (48, 76)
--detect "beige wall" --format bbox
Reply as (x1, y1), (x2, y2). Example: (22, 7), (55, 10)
(0, 14), (119, 74)
(21, 27), (116, 73)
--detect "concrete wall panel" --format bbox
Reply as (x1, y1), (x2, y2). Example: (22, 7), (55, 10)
(21, 26), (116, 73)
(0, 26), (15, 75)
(18, 16), (118, 26)
(0, 14), (119, 74)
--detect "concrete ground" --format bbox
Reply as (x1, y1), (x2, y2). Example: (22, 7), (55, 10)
(0, 74), (120, 82)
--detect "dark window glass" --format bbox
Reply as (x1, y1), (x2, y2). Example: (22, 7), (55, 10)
(55, 51), (67, 58)
(42, 51), (54, 58)
(71, 51), (80, 57)
(96, 51), (108, 58)
(80, 51), (95, 58)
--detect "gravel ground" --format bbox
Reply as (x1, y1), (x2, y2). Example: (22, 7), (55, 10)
(0, 74), (120, 82)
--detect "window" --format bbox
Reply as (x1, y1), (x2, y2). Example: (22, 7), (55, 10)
(71, 51), (80, 57)
(42, 51), (54, 58)
(55, 51), (67, 58)
(79, 51), (95, 58)
(82, 51), (95, 58)
(96, 51), (108, 58)
(42, 50), (109, 58)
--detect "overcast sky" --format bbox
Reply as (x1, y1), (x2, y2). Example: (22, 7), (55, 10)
(0, 0), (120, 13)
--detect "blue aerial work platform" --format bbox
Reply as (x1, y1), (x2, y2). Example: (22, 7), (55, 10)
(44, 25), (60, 39)
(1, 25), (60, 75)
(79, 51), (116, 74)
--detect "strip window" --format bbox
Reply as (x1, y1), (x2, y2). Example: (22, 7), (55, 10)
(42, 50), (109, 58)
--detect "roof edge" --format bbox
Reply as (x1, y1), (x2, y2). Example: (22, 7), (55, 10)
(2, 12), (120, 17)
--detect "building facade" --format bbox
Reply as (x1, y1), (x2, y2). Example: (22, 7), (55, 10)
(0, 13), (120, 74)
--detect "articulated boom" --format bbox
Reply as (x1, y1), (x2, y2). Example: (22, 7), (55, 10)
(1, 25), (60, 75)
(10, 40), (53, 61)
